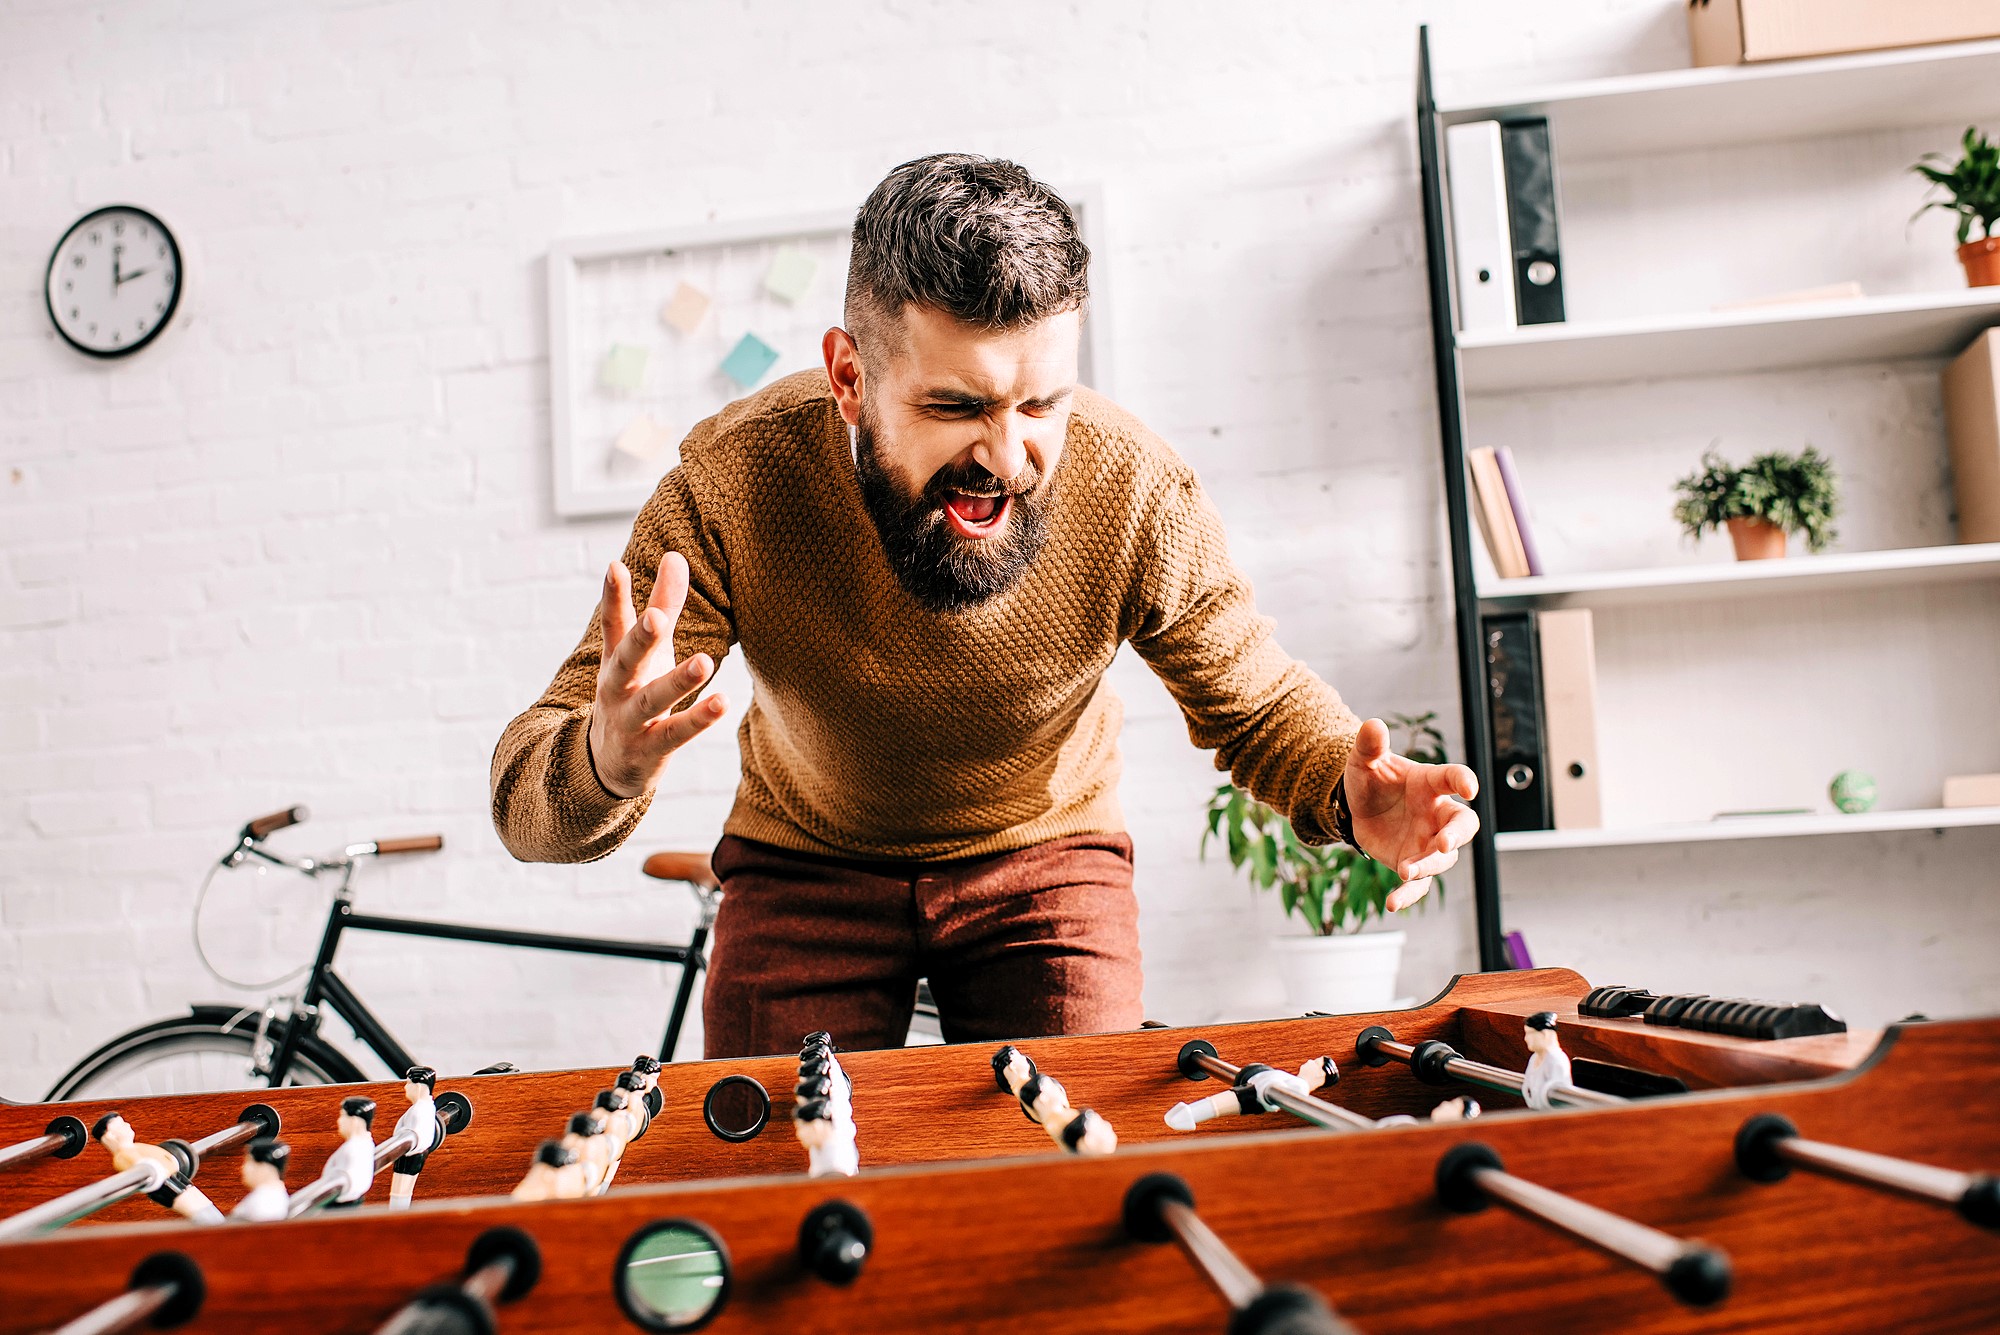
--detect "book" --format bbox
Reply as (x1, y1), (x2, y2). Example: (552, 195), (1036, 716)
(1537, 608), (1601, 830)
(1491, 445), (1544, 577)
(1468, 448), (1531, 579)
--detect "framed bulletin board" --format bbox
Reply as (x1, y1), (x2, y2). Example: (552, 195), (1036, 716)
(546, 191), (1111, 518)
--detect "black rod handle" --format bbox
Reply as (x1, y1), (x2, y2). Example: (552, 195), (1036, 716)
(798, 1199), (873, 1284)
(1356, 1027), (1622, 1109)
(1436, 1143), (1730, 1307)
(0, 1116), (88, 1173)
(1122, 1174), (1356, 1334)
(48, 1252), (204, 1335)
(1736, 1113), (2000, 1229)
(374, 1228), (540, 1335)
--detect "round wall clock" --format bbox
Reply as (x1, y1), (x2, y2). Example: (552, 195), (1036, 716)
(44, 205), (182, 358)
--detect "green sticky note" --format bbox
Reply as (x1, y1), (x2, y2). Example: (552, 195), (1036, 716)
(599, 343), (648, 393)
(720, 332), (780, 388)
(763, 246), (818, 303)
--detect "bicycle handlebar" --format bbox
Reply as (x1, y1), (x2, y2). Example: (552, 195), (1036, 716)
(243, 805), (309, 840)
(372, 835), (445, 856)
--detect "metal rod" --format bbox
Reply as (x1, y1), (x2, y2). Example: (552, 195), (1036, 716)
(185, 1119), (260, 1163)
(1363, 1032), (1623, 1109)
(1185, 1050), (1377, 1132)
(45, 1286), (174, 1335)
(0, 1163), (164, 1241)
(0, 1134), (65, 1173)
(287, 1129), (418, 1218)
(1437, 1143), (1730, 1307)
(459, 1257), (516, 1308)
(1736, 1114), (2000, 1227)
(1158, 1197), (1264, 1310)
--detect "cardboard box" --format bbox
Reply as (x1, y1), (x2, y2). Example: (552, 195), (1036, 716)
(1687, 0), (2000, 66)
(1944, 328), (2000, 545)
(1943, 773), (2000, 807)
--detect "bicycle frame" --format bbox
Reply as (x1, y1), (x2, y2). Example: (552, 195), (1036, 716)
(241, 844), (717, 1086)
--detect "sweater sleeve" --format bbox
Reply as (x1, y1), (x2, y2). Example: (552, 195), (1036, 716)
(489, 460), (737, 863)
(1124, 466), (1361, 845)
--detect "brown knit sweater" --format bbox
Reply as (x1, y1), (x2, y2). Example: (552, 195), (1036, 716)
(491, 370), (1360, 863)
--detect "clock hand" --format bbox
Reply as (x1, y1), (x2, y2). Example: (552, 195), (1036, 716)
(115, 267), (153, 287)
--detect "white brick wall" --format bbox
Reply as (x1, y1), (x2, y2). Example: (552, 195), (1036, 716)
(4, 0), (1994, 1094)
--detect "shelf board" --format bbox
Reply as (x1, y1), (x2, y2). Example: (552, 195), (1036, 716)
(1457, 288), (2000, 394)
(1497, 805), (2000, 852)
(1478, 542), (2000, 609)
(1438, 38), (2000, 160)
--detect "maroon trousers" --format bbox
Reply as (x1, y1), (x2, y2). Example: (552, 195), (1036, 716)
(702, 832), (1145, 1059)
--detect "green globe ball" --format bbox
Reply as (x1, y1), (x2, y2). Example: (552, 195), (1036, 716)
(1829, 770), (1878, 814)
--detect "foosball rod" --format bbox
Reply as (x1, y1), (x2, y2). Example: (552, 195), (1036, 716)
(372, 1228), (542, 1335)
(40, 1252), (204, 1335)
(1436, 1143), (1731, 1308)
(1175, 1041), (1376, 1131)
(1354, 1026), (1623, 1109)
(1123, 1173), (1358, 1335)
(0, 1106), (279, 1242)
(1736, 1113), (2000, 1229)
(0, 1116), (87, 1173)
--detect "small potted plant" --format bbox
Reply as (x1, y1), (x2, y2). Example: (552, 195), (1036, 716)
(1672, 447), (1838, 561)
(1202, 711), (1446, 1014)
(1913, 126), (2000, 287)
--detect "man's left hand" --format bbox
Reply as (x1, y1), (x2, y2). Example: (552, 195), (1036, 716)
(1343, 717), (1481, 912)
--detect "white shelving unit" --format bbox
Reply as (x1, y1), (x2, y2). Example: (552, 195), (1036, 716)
(1438, 38), (2000, 160)
(1459, 288), (2000, 394)
(1498, 805), (2000, 853)
(1425, 37), (2000, 886)
(1478, 541), (2000, 609)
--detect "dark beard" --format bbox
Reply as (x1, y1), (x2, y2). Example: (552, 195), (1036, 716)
(852, 412), (1052, 613)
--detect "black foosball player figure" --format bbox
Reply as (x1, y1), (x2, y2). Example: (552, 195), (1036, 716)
(592, 1089), (636, 1193)
(387, 1066), (443, 1209)
(90, 1112), (223, 1224)
(1522, 1011), (1573, 1111)
(512, 1139), (583, 1202)
(321, 1096), (378, 1208)
(993, 1045), (1118, 1155)
(629, 1055), (665, 1120)
(230, 1137), (291, 1222)
(615, 1071), (654, 1139)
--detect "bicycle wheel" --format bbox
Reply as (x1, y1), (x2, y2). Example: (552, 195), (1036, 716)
(46, 1006), (366, 1101)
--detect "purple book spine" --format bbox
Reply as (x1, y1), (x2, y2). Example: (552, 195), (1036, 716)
(1492, 446), (1543, 577)
(1504, 930), (1534, 970)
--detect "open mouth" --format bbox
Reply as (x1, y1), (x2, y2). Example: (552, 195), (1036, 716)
(941, 490), (1012, 539)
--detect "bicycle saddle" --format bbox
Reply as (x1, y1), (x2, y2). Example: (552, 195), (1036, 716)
(643, 851), (719, 890)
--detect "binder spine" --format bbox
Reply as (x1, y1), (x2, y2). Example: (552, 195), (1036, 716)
(1500, 117), (1567, 326)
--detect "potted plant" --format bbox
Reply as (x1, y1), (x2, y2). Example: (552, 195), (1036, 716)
(1202, 711), (1446, 1014)
(1914, 126), (2000, 287)
(1671, 447), (1838, 561)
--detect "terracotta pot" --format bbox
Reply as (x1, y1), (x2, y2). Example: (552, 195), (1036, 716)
(1961, 237), (2000, 288)
(1727, 517), (1788, 561)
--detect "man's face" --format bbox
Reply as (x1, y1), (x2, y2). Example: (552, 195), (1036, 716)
(838, 304), (1079, 612)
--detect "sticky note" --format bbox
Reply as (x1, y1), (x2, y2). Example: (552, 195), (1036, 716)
(599, 343), (648, 393)
(763, 247), (818, 303)
(613, 414), (676, 461)
(660, 283), (711, 334)
(720, 332), (780, 388)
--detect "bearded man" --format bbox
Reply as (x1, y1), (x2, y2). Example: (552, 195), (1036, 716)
(492, 153), (1479, 1059)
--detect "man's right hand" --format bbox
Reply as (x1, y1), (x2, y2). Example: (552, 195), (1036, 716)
(586, 551), (727, 799)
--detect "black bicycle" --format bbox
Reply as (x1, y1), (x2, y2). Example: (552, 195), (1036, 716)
(45, 806), (721, 1100)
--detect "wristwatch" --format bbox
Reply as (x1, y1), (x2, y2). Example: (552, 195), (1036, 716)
(1330, 770), (1359, 850)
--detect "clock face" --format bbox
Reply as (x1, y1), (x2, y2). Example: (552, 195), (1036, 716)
(45, 205), (182, 358)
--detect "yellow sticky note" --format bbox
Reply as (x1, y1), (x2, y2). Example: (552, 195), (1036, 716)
(763, 247), (818, 303)
(660, 283), (712, 334)
(600, 344), (648, 393)
(613, 415), (675, 461)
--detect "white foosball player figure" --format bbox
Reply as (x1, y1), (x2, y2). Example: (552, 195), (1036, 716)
(1164, 1057), (1338, 1132)
(615, 1071), (655, 1140)
(387, 1066), (442, 1209)
(562, 1111), (613, 1195)
(794, 1096), (861, 1177)
(90, 1113), (223, 1224)
(512, 1139), (584, 1202)
(1522, 1010), (1573, 1111)
(592, 1089), (636, 1193)
(992, 1045), (1118, 1155)
(231, 1137), (292, 1222)
(320, 1096), (380, 1207)
(1430, 1095), (1483, 1122)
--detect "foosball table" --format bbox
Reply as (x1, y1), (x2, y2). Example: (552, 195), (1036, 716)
(1, 968), (1993, 1333)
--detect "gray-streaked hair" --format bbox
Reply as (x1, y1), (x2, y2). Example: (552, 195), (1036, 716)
(845, 153), (1089, 356)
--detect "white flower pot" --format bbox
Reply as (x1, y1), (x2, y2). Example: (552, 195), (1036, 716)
(1270, 930), (1406, 1015)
